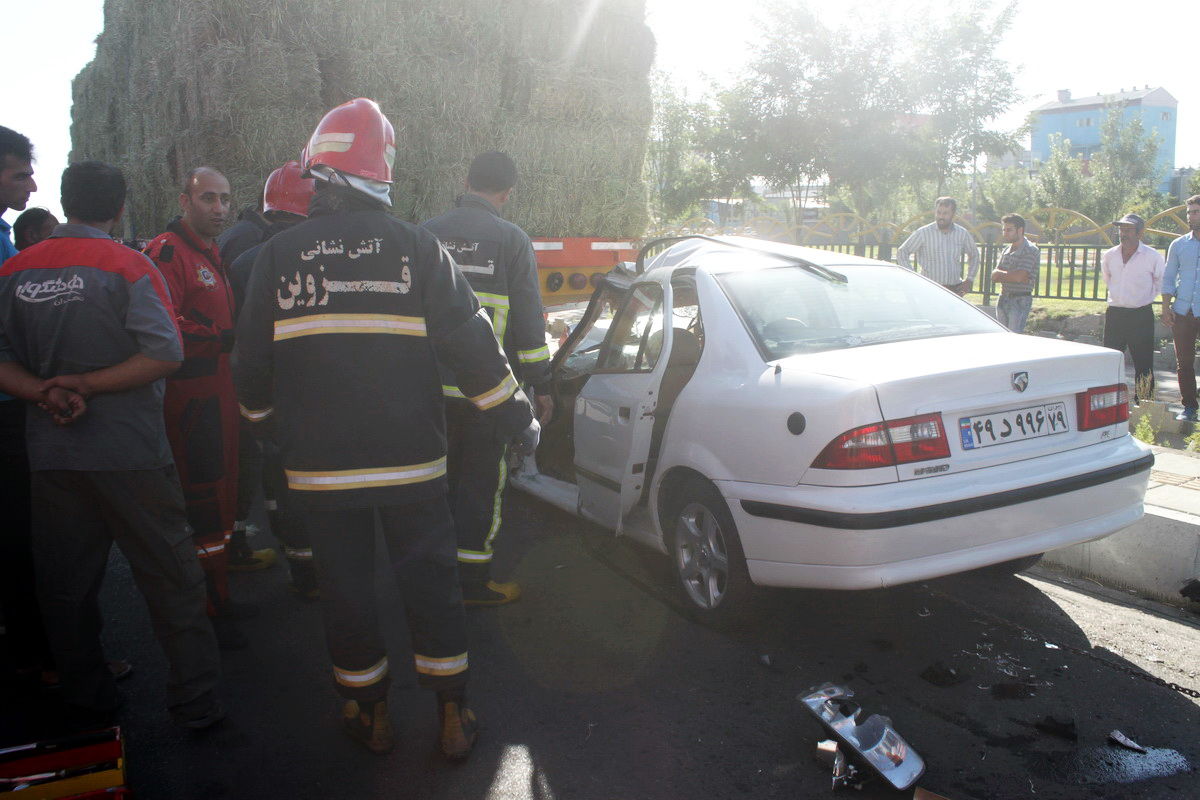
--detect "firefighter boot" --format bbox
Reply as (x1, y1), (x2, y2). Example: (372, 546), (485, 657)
(227, 523), (278, 572)
(437, 690), (478, 761)
(286, 557), (320, 602)
(342, 699), (394, 755)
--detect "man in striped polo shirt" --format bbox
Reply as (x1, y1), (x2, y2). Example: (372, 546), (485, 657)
(896, 197), (981, 295)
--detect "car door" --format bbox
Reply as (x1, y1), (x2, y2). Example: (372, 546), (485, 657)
(574, 281), (670, 532)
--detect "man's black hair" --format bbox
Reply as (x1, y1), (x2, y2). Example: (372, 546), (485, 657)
(467, 151), (518, 194)
(62, 161), (126, 223)
(0, 125), (33, 165)
(13, 207), (56, 249)
(1000, 213), (1026, 230)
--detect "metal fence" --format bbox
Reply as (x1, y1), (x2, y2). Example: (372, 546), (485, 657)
(802, 242), (1171, 305)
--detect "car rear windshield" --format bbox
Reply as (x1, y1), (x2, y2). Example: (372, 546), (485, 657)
(716, 264), (1001, 358)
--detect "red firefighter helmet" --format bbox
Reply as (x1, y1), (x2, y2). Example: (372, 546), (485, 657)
(303, 98), (395, 184)
(262, 160), (316, 217)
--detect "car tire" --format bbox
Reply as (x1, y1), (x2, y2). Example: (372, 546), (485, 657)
(666, 478), (754, 621)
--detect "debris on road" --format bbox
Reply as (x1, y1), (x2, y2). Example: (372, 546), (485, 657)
(1034, 715), (1078, 741)
(759, 654), (772, 668)
(799, 683), (925, 791)
(991, 680), (1038, 700)
(920, 661), (969, 687)
(1108, 730), (1148, 753)
(1043, 642), (1060, 649)
(830, 745), (862, 790)
(917, 607), (932, 617)
(814, 739), (840, 765)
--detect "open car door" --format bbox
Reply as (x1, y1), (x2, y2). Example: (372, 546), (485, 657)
(573, 280), (671, 533)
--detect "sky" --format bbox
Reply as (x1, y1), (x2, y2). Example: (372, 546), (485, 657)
(3, 0), (1195, 224)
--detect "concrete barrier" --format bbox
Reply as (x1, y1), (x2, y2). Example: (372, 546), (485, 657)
(1044, 504), (1200, 605)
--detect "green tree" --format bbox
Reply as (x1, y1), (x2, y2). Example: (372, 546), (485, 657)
(644, 72), (717, 224)
(905, 1), (1023, 196)
(741, 1), (915, 221)
(694, 89), (760, 225)
(1189, 171), (1200, 198)
(1034, 134), (1088, 213)
(1085, 107), (1160, 224)
(982, 166), (1035, 219)
(735, 0), (1021, 222)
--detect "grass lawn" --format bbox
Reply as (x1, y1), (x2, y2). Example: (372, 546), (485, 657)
(966, 295), (1105, 318)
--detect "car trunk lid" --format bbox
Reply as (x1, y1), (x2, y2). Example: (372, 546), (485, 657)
(789, 332), (1126, 481)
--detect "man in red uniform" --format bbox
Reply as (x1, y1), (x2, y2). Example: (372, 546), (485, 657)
(144, 167), (248, 648)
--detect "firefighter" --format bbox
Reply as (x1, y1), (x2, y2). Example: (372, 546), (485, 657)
(229, 161), (317, 596)
(234, 99), (537, 758)
(144, 167), (262, 650)
(217, 200), (270, 267)
(422, 151), (553, 606)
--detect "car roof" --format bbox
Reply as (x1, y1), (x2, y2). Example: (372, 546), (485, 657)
(641, 235), (889, 280)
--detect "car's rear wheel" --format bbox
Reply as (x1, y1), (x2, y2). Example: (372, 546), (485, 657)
(667, 479), (753, 620)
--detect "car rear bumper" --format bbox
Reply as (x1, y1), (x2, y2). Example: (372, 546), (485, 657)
(717, 437), (1152, 590)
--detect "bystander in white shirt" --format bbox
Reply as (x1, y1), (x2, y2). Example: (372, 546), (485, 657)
(1101, 240), (1165, 308)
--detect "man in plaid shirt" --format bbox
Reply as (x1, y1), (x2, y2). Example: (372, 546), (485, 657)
(990, 213), (1040, 333)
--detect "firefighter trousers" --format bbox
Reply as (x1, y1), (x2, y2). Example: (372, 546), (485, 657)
(30, 467), (220, 712)
(164, 384), (239, 615)
(261, 443), (314, 588)
(445, 399), (508, 586)
(303, 496), (469, 703)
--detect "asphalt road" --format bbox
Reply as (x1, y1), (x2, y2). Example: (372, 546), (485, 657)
(3, 491), (1198, 799)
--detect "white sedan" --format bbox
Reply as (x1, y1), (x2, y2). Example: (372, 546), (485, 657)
(512, 236), (1153, 618)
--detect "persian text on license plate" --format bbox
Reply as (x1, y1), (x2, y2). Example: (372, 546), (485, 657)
(958, 401), (1069, 450)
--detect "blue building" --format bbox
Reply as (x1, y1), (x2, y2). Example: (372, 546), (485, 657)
(1030, 87), (1177, 193)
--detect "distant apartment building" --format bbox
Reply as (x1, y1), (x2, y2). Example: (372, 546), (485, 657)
(1170, 168), (1196, 200)
(1030, 86), (1177, 193)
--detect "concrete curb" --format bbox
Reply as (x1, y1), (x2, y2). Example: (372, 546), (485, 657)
(1043, 503), (1200, 606)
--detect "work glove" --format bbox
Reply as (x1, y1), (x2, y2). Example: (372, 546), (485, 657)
(509, 419), (541, 456)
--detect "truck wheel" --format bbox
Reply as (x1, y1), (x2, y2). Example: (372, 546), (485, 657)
(667, 479), (754, 621)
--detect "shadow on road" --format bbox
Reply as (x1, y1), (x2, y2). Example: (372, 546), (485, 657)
(2, 491), (1197, 799)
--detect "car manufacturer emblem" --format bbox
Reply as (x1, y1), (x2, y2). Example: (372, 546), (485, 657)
(1011, 371), (1029, 393)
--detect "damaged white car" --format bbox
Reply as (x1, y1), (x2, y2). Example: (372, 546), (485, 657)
(511, 236), (1153, 617)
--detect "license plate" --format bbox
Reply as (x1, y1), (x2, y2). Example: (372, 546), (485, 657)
(958, 401), (1069, 450)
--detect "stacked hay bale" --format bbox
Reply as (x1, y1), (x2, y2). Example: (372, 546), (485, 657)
(71, 0), (654, 239)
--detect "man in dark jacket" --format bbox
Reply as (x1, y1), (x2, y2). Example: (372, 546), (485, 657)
(229, 160), (316, 595)
(0, 161), (222, 729)
(423, 151), (551, 606)
(217, 202), (270, 268)
(235, 99), (537, 759)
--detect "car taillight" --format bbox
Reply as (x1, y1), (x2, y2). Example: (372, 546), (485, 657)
(813, 413), (950, 470)
(1076, 383), (1129, 430)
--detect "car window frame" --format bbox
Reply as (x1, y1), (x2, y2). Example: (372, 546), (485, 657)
(593, 281), (667, 375)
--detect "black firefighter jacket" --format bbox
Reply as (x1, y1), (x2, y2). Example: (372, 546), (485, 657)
(422, 194), (551, 398)
(233, 205), (532, 508)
